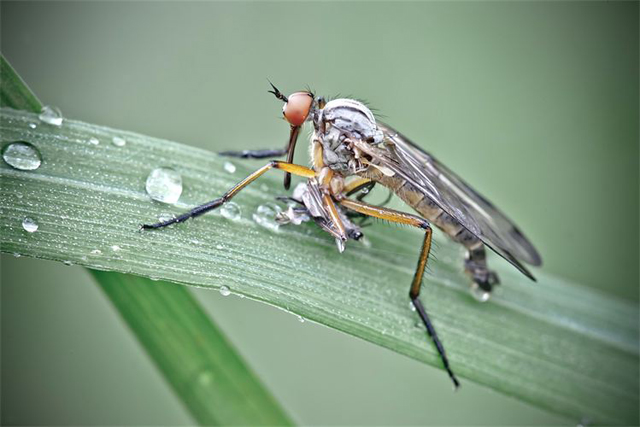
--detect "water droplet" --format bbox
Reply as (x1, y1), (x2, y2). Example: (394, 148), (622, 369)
(38, 105), (63, 126)
(80, 255), (88, 262)
(219, 285), (231, 296)
(111, 136), (126, 147)
(220, 202), (241, 221)
(110, 245), (121, 252)
(28, 122), (37, 129)
(409, 301), (416, 312)
(63, 260), (73, 266)
(2, 141), (42, 171)
(150, 277), (160, 281)
(252, 203), (281, 231)
(12, 252), (21, 258)
(215, 244), (224, 250)
(297, 315), (305, 323)
(470, 284), (491, 303)
(21, 217), (38, 233)
(335, 238), (346, 253)
(223, 161), (236, 174)
(90, 249), (102, 255)
(145, 167), (183, 204)
(88, 137), (100, 145)
(158, 212), (175, 223)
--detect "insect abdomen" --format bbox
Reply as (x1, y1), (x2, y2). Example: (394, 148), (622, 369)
(362, 170), (475, 244)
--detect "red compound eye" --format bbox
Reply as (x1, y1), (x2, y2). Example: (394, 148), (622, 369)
(283, 92), (313, 127)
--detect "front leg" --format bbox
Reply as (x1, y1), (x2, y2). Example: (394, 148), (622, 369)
(142, 161), (315, 230)
(221, 125), (302, 190)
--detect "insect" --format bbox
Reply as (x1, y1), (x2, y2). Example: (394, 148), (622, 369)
(143, 83), (542, 388)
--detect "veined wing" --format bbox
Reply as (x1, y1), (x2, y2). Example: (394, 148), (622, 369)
(367, 122), (542, 277)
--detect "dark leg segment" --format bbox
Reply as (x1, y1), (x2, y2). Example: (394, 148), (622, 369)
(338, 198), (460, 388)
(218, 148), (288, 159)
(453, 229), (499, 293)
(283, 126), (301, 190)
(411, 229), (460, 388)
(142, 161), (315, 230)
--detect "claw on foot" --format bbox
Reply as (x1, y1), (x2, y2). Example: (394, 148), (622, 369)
(465, 266), (500, 302)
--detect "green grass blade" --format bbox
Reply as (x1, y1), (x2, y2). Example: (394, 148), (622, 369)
(0, 56), (42, 113)
(1, 107), (637, 424)
(1, 55), (292, 425)
(92, 271), (292, 426)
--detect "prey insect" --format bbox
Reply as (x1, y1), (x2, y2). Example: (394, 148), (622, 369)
(143, 83), (542, 388)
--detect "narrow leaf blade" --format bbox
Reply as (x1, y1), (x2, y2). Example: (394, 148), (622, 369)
(1, 108), (637, 424)
(93, 271), (292, 426)
(0, 56), (42, 113)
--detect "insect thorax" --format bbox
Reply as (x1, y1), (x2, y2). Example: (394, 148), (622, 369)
(313, 98), (383, 174)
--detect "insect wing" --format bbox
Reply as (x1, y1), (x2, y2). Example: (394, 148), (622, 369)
(374, 122), (542, 273)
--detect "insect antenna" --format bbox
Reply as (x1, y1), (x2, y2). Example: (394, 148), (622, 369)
(267, 79), (288, 102)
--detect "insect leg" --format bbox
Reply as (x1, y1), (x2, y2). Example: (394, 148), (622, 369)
(344, 178), (373, 195)
(338, 198), (460, 388)
(345, 178), (393, 205)
(218, 148), (288, 159)
(322, 194), (348, 241)
(344, 179), (376, 225)
(142, 161), (315, 230)
(220, 126), (301, 191)
(451, 228), (500, 294)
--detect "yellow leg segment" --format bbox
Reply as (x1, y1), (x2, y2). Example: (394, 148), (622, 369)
(343, 177), (373, 194)
(226, 161), (314, 199)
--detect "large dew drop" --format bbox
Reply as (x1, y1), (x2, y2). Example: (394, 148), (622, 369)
(220, 202), (241, 221)
(145, 167), (183, 204)
(38, 105), (63, 126)
(22, 217), (38, 233)
(2, 142), (42, 171)
(253, 203), (281, 231)
(219, 285), (231, 297)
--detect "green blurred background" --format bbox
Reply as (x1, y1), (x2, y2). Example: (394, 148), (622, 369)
(1, 1), (637, 425)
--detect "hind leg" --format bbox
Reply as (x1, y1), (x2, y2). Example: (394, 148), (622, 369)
(454, 230), (499, 301)
(465, 243), (499, 295)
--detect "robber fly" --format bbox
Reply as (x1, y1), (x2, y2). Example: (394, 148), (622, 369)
(143, 83), (542, 388)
